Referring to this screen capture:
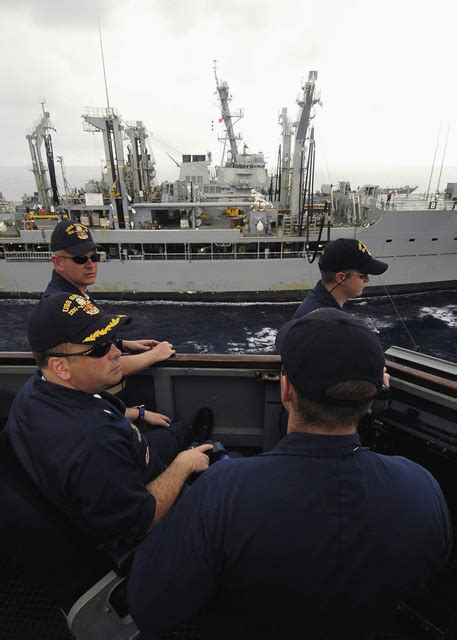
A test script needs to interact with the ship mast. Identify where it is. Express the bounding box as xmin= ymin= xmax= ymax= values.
xmin=125 ymin=121 xmax=156 ymax=201
xmin=56 ymin=155 xmax=72 ymax=204
xmin=278 ymin=107 xmax=293 ymax=207
xmin=214 ymin=61 xmax=241 ymax=166
xmin=289 ymin=71 xmax=319 ymax=216
xmin=26 ymin=100 xmax=59 ymax=211
xmin=83 ymin=108 xmax=130 ymax=229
